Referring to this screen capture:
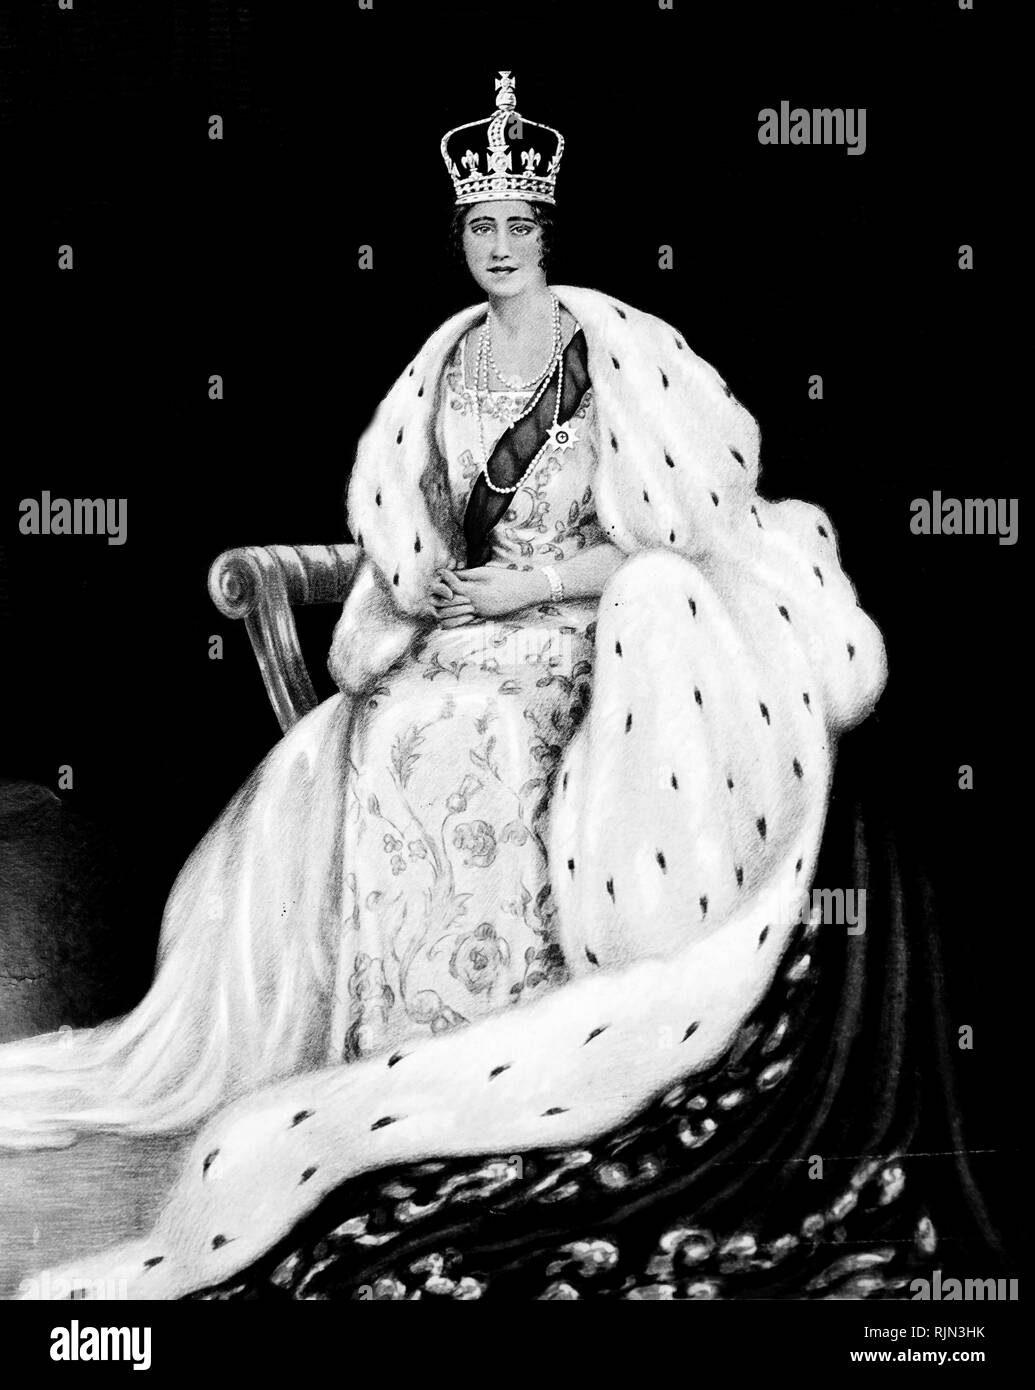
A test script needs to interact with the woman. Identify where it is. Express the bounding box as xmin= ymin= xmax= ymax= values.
xmin=0 ymin=74 xmax=898 ymax=1299
xmin=328 ymin=198 xmax=615 ymax=1059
